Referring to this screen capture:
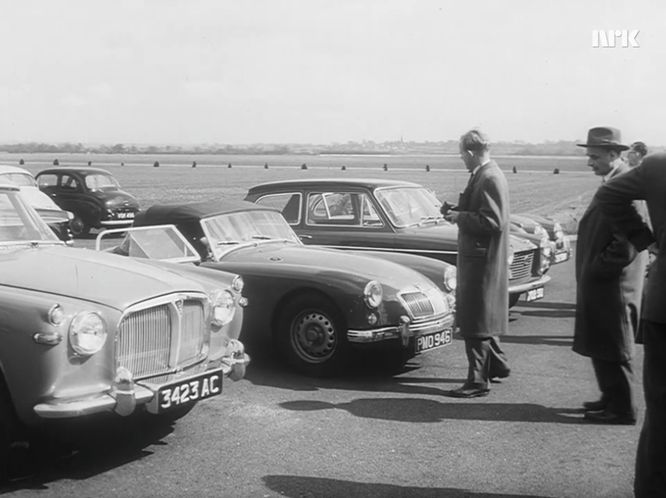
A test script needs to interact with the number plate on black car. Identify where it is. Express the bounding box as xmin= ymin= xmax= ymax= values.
xmin=525 ymin=287 xmax=545 ymax=302
xmin=416 ymin=329 xmax=453 ymax=353
xmin=150 ymin=369 xmax=223 ymax=413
